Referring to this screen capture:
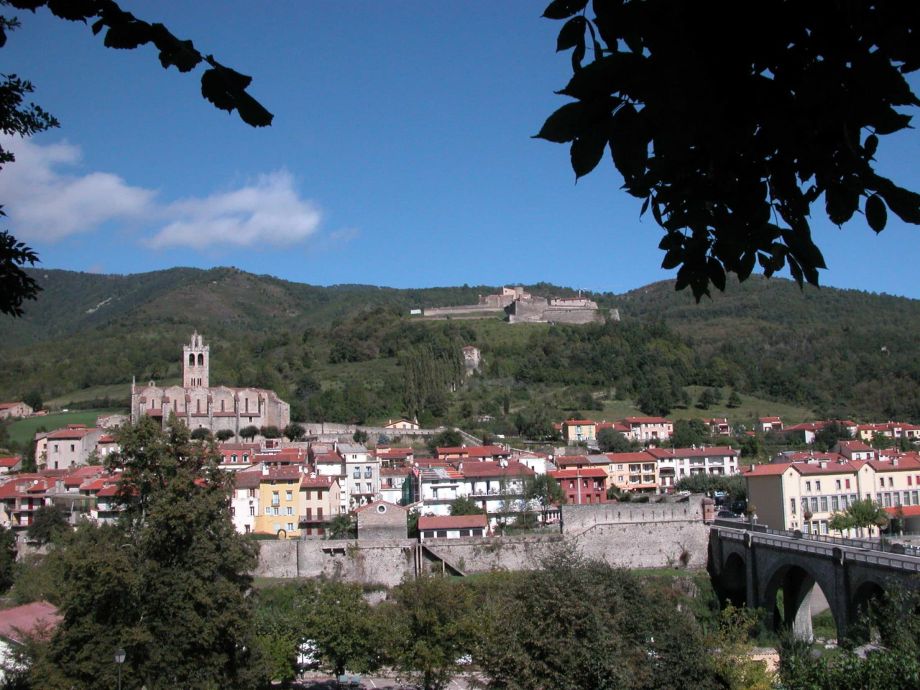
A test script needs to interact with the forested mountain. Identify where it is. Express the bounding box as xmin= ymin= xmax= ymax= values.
xmin=0 ymin=267 xmax=917 ymax=426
